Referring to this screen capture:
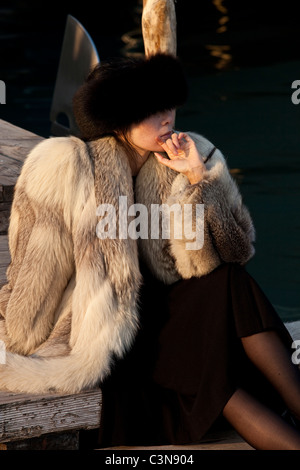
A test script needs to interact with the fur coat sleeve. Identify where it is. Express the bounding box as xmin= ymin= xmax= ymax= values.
xmin=0 ymin=136 xmax=141 ymax=394
xmin=135 ymin=131 xmax=255 ymax=283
